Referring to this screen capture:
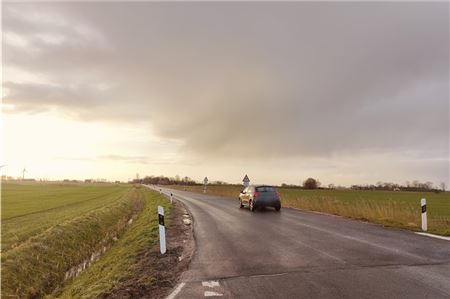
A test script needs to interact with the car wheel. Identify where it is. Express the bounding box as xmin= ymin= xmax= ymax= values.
xmin=249 ymin=200 xmax=255 ymax=212
xmin=239 ymin=199 xmax=244 ymax=208
xmin=275 ymin=205 xmax=281 ymax=212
